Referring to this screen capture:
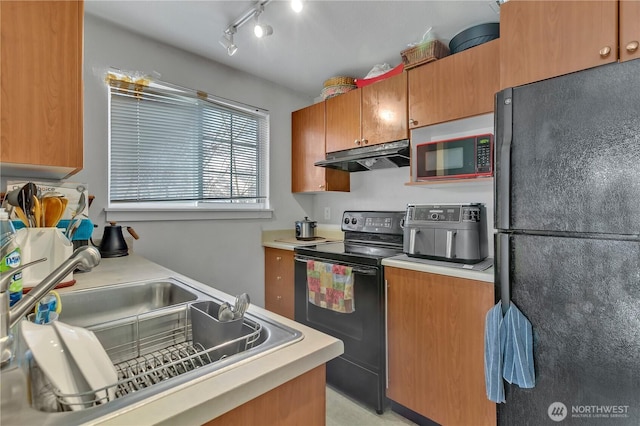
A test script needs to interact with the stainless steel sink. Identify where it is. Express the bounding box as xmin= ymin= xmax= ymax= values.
xmin=58 ymin=279 xmax=198 ymax=327
xmin=2 ymin=277 xmax=303 ymax=425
